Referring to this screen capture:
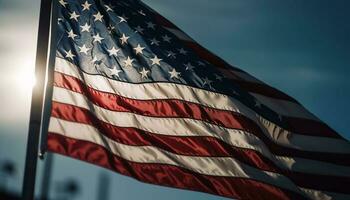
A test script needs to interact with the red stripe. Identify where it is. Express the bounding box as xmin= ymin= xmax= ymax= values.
xmin=51 ymin=102 xmax=350 ymax=194
xmin=51 ymin=101 xmax=279 ymax=173
xmin=54 ymin=71 xmax=342 ymax=139
xmin=53 ymin=72 xmax=350 ymax=166
xmin=48 ymin=133 xmax=308 ymax=200
xmin=54 ymin=72 xmax=261 ymax=133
